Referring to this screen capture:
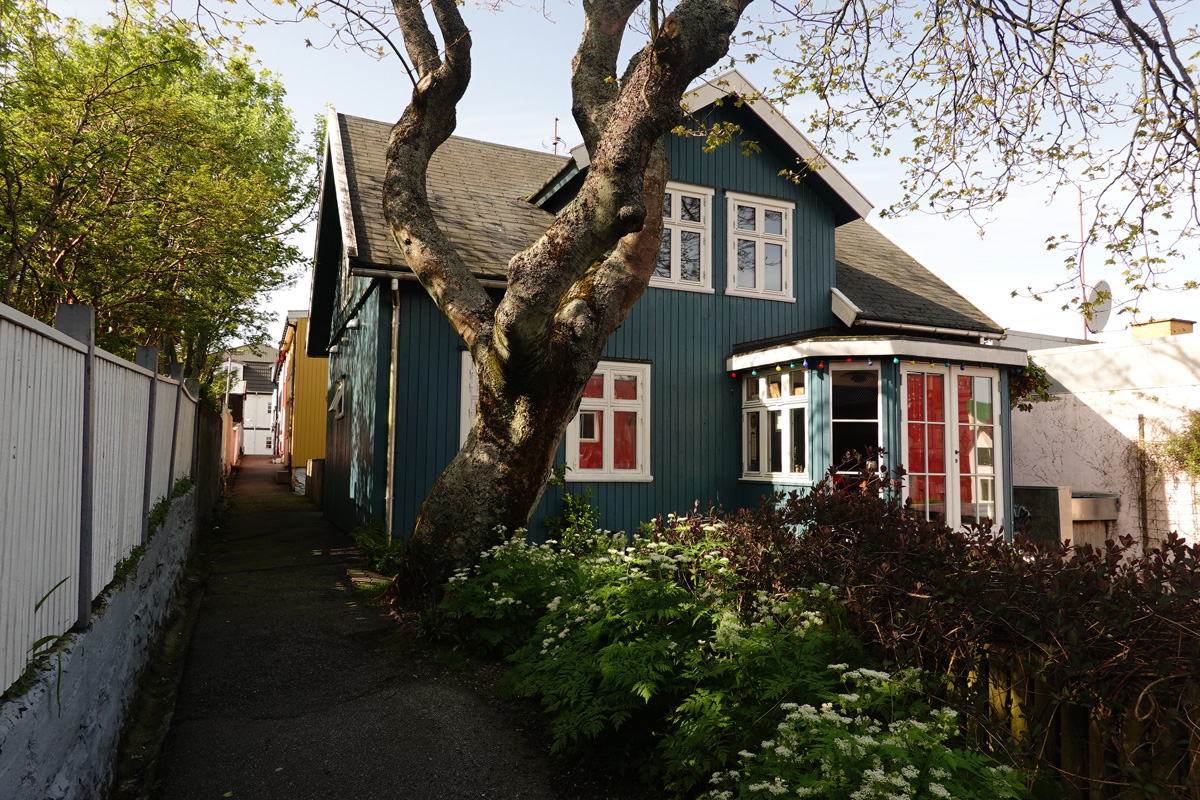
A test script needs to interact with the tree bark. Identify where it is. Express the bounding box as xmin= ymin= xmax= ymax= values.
xmin=382 ymin=0 xmax=752 ymax=598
